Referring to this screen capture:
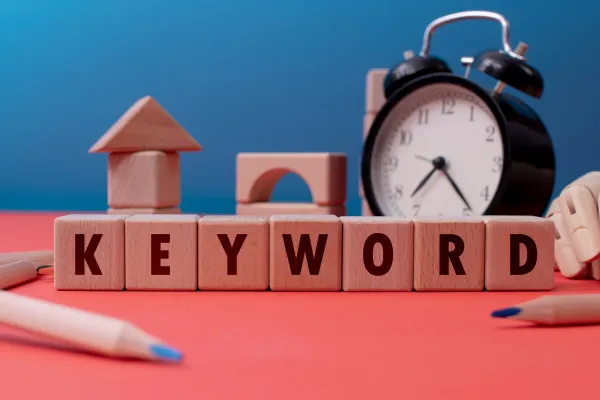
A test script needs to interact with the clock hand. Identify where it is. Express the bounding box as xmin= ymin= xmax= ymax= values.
xmin=410 ymin=156 xmax=446 ymax=197
xmin=414 ymin=154 xmax=433 ymax=163
xmin=439 ymin=168 xmax=472 ymax=211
